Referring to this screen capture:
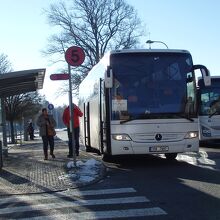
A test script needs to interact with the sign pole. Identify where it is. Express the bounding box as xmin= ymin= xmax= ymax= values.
xmin=68 ymin=64 xmax=76 ymax=166
xmin=65 ymin=46 xmax=85 ymax=167
xmin=51 ymin=46 xmax=85 ymax=167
